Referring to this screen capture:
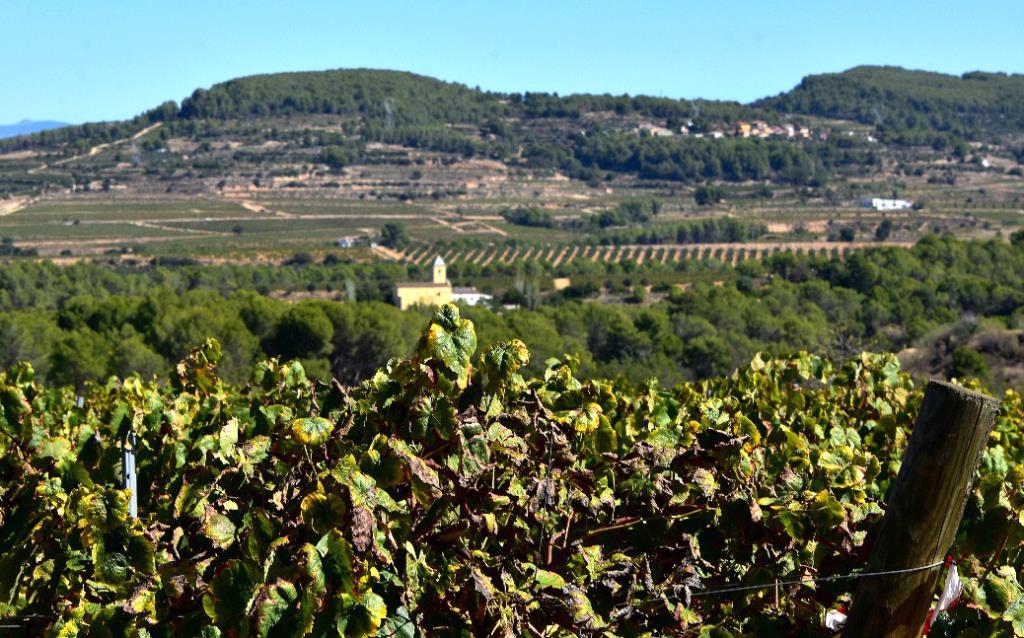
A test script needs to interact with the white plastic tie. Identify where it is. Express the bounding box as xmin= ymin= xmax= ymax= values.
xmin=923 ymin=558 xmax=962 ymax=635
xmin=824 ymin=608 xmax=847 ymax=631
xmin=826 ymin=557 xmax=961 ymax=635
